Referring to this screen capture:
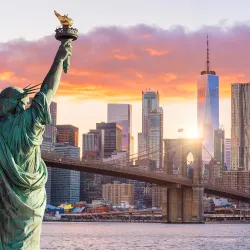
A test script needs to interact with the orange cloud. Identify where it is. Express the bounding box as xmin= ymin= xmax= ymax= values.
xmin=0 ymin=72 xmax=14 ymax=80
xmin=144 ymin=48 xmax=168 ymax=56
xmin=114 ymin=54 xmax=136 ymax=60
xmin=136 ymin=72 xmax=143 ymax=79
xmin=1 ymin=23 xmax=250 ymax=102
